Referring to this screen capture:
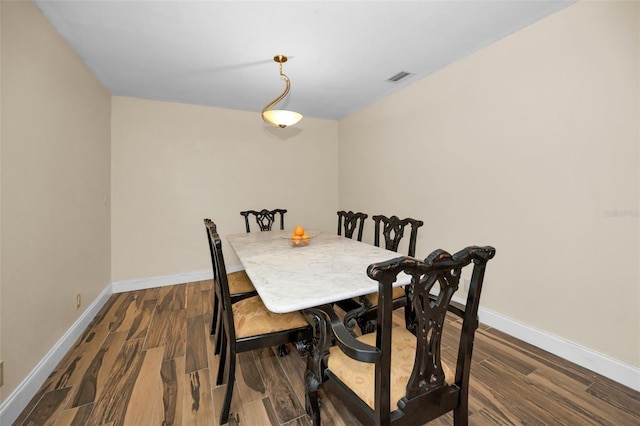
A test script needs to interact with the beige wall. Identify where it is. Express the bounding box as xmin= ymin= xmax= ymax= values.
xmin=0 ymin=0 xmax=111 ymax=399
xmin=111 ymin=97 xmax=339 ymax=281
xmin=339 ymin=1 xmax=639 ymax=367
